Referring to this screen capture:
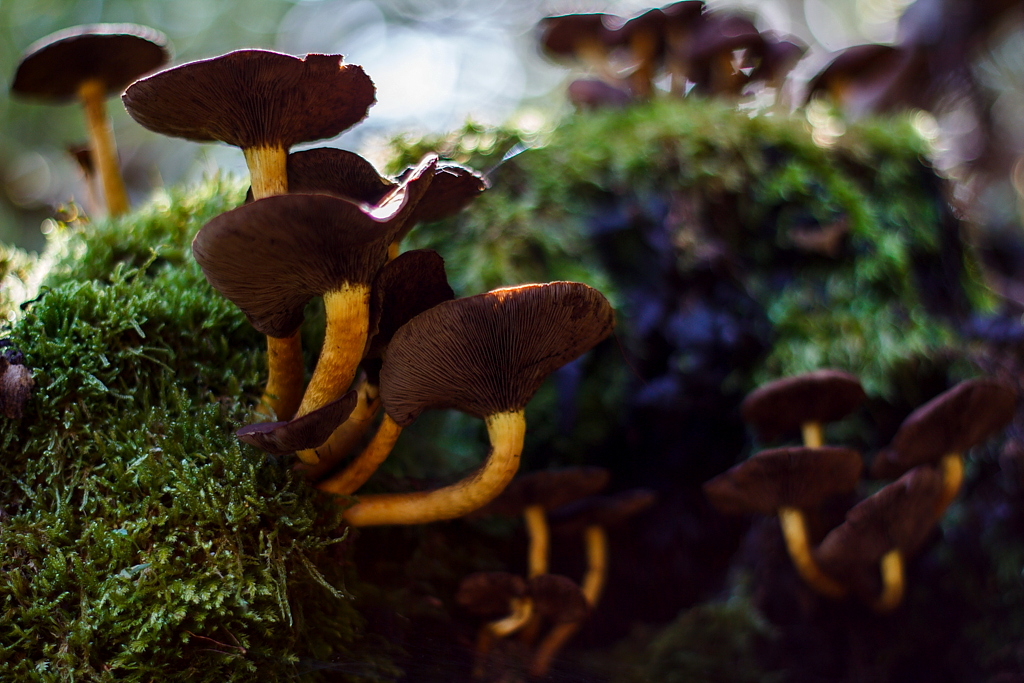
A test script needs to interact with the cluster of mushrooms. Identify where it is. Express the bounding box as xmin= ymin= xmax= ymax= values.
xmin=458 ymin=467 xmax=655 ymax=679
xmin=703 ymin=369 xmax=1017 ymax=612
xmin=10 ymin=24 xmax=617 ymax=532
